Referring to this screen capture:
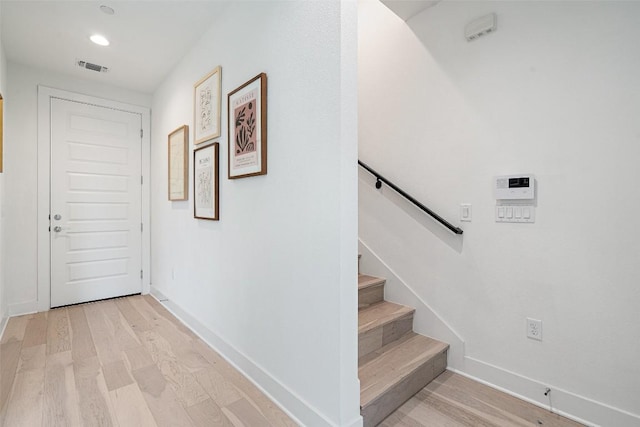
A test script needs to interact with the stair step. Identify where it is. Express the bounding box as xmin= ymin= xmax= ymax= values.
xmin=358 ymin=275 xmax=385 ymax=310
xmin=358 ymin=301 xmax=414 ymax=359
xmin=358 ymin=274 xmax=385 ymax=290
xmin=359 ymin=332 xmax=449 ymax=427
